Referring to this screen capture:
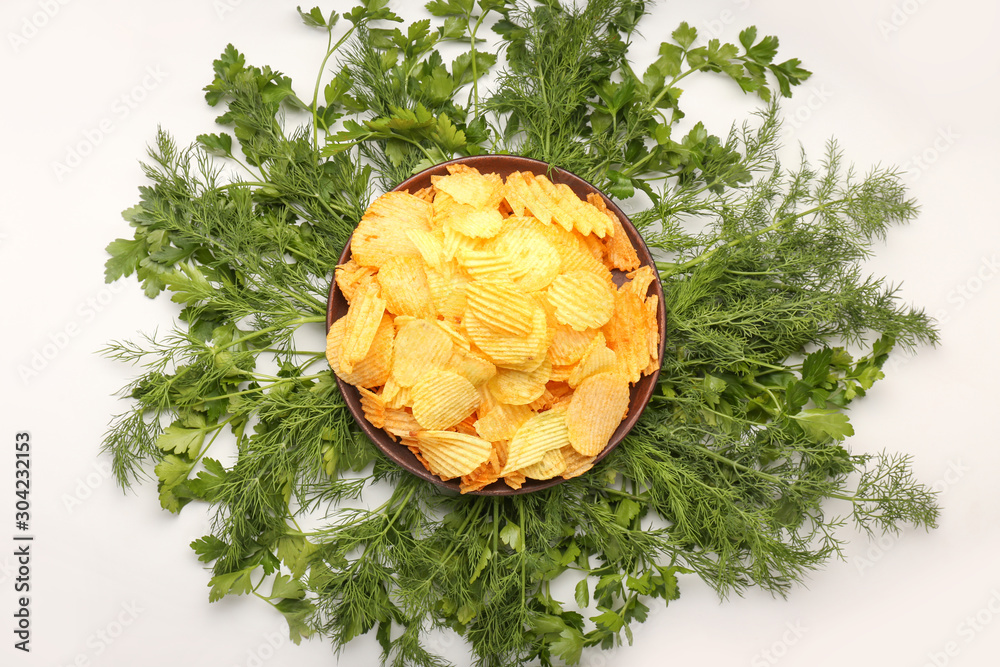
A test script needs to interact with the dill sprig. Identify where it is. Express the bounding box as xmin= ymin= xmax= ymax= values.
xmin=101 ymin=2 xmax=939 ymax=665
